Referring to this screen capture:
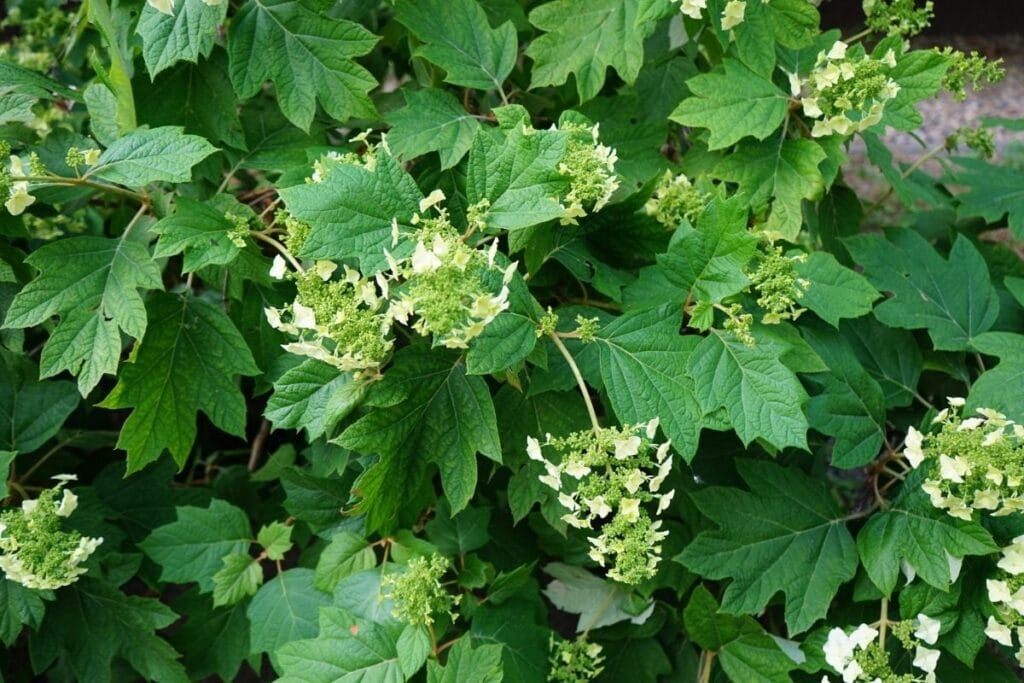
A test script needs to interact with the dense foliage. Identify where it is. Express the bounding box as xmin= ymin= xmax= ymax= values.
xmin=0 ymin=0 xmax=1022 ymax=680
